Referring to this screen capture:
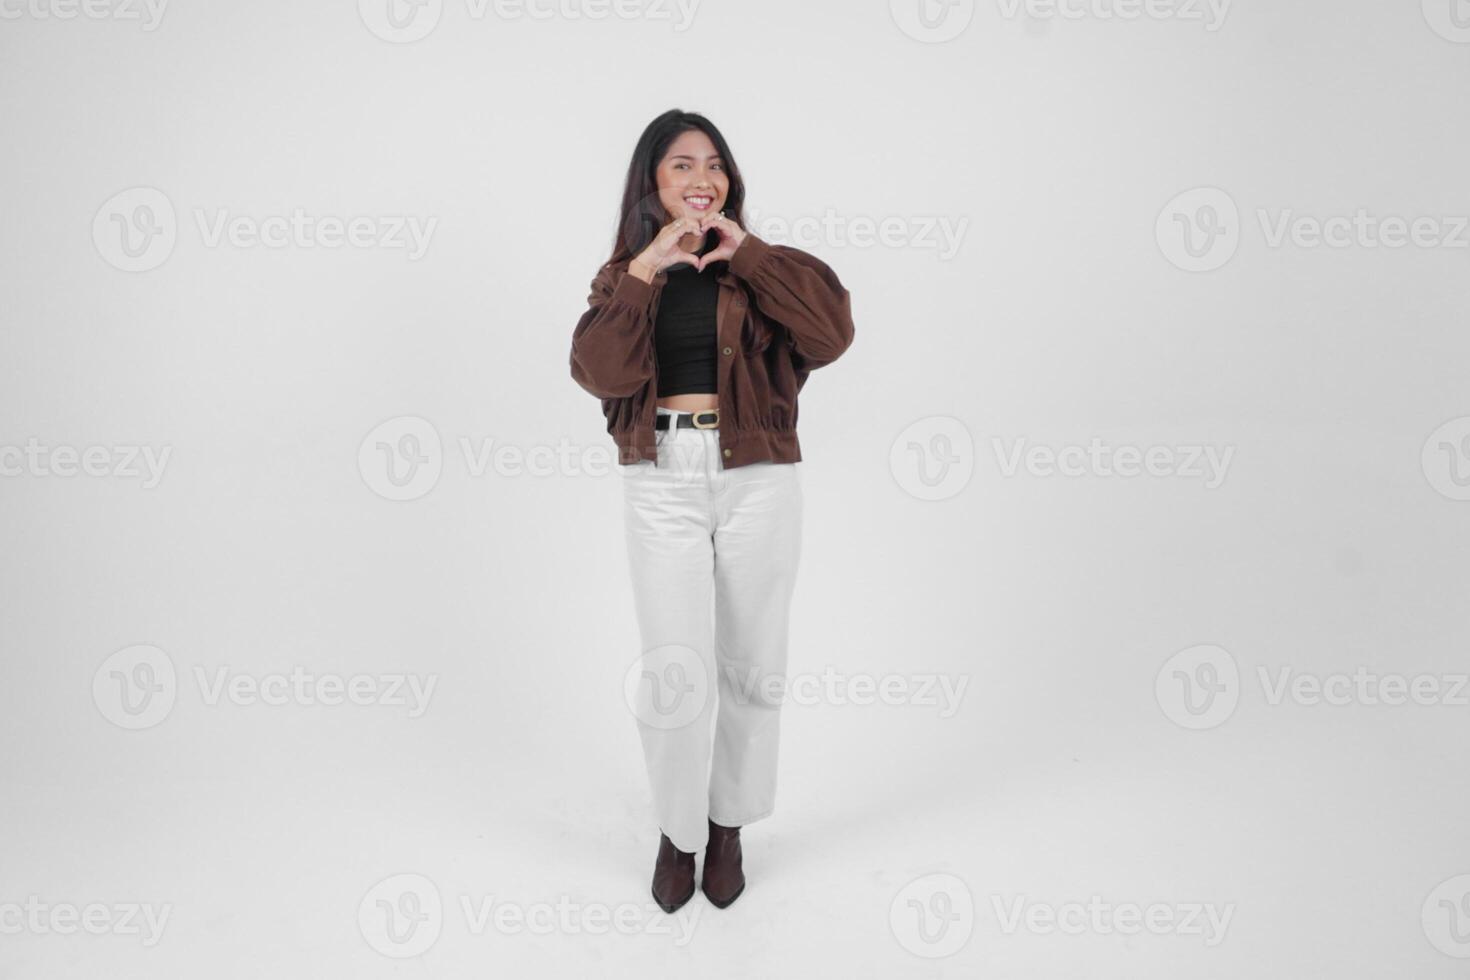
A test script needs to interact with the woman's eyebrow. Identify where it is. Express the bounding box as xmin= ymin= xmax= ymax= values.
xmin=668 ymin=154 xmax=724 ymax=162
